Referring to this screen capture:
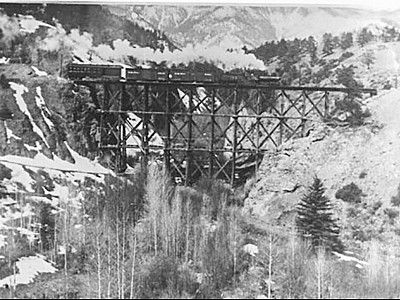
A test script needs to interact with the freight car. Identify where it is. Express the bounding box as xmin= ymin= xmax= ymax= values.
xmin=67 ymin=63 xmax=280 ymax=85
xmin=168 ymin=69 xmax=215 ymax=82
xmin=67 ymin=64 xmax=122 ymax=80
xmin=126 ymin=68 xmax=169 ymax=81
